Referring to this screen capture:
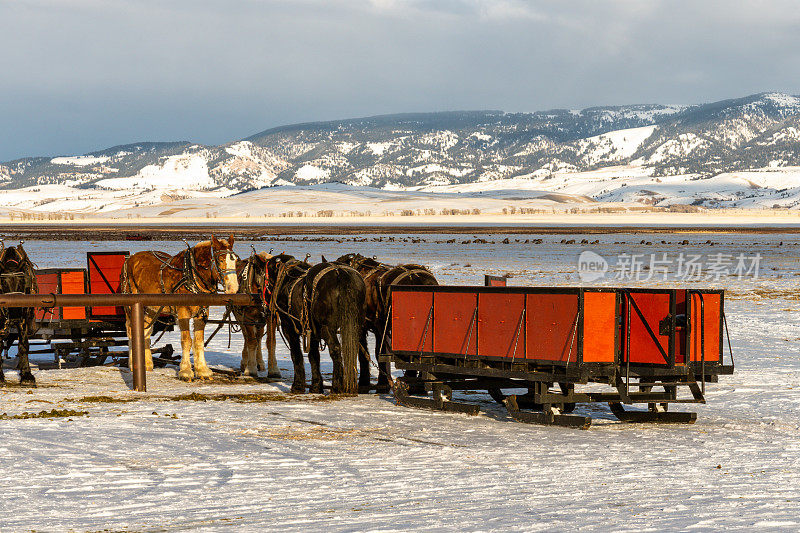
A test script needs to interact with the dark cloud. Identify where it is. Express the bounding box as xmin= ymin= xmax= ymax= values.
xmin=1 ymin=0 xmax=799 ymax=160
